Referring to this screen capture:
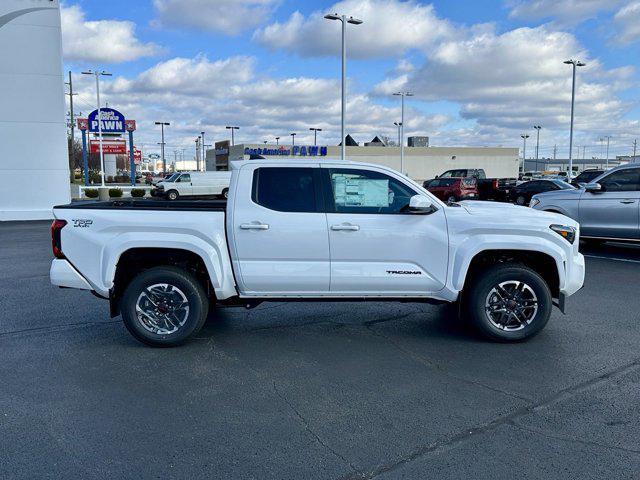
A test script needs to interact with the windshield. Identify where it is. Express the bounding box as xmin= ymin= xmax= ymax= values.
xmin=440 ymin=169 xmax=468 ymax=178
xmin=162 ymin=173 xmax=179 ymax=182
